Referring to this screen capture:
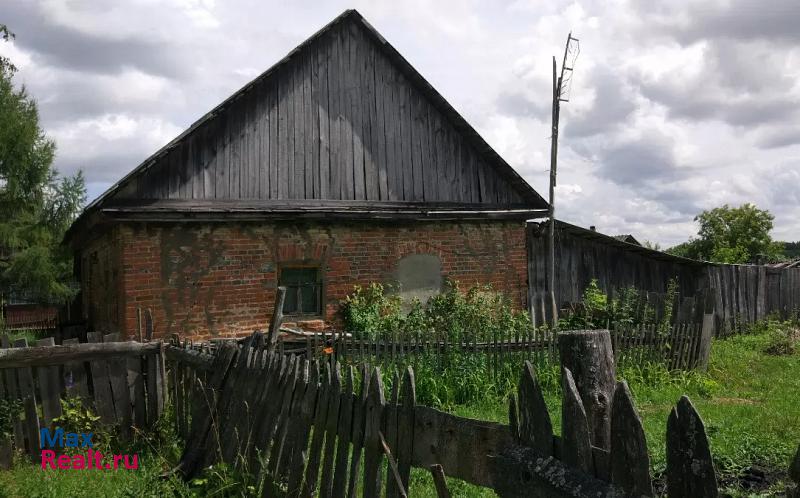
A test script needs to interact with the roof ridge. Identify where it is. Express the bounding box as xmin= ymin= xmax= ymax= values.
xmin=78 ymin=9 xmax=546 ymax=216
